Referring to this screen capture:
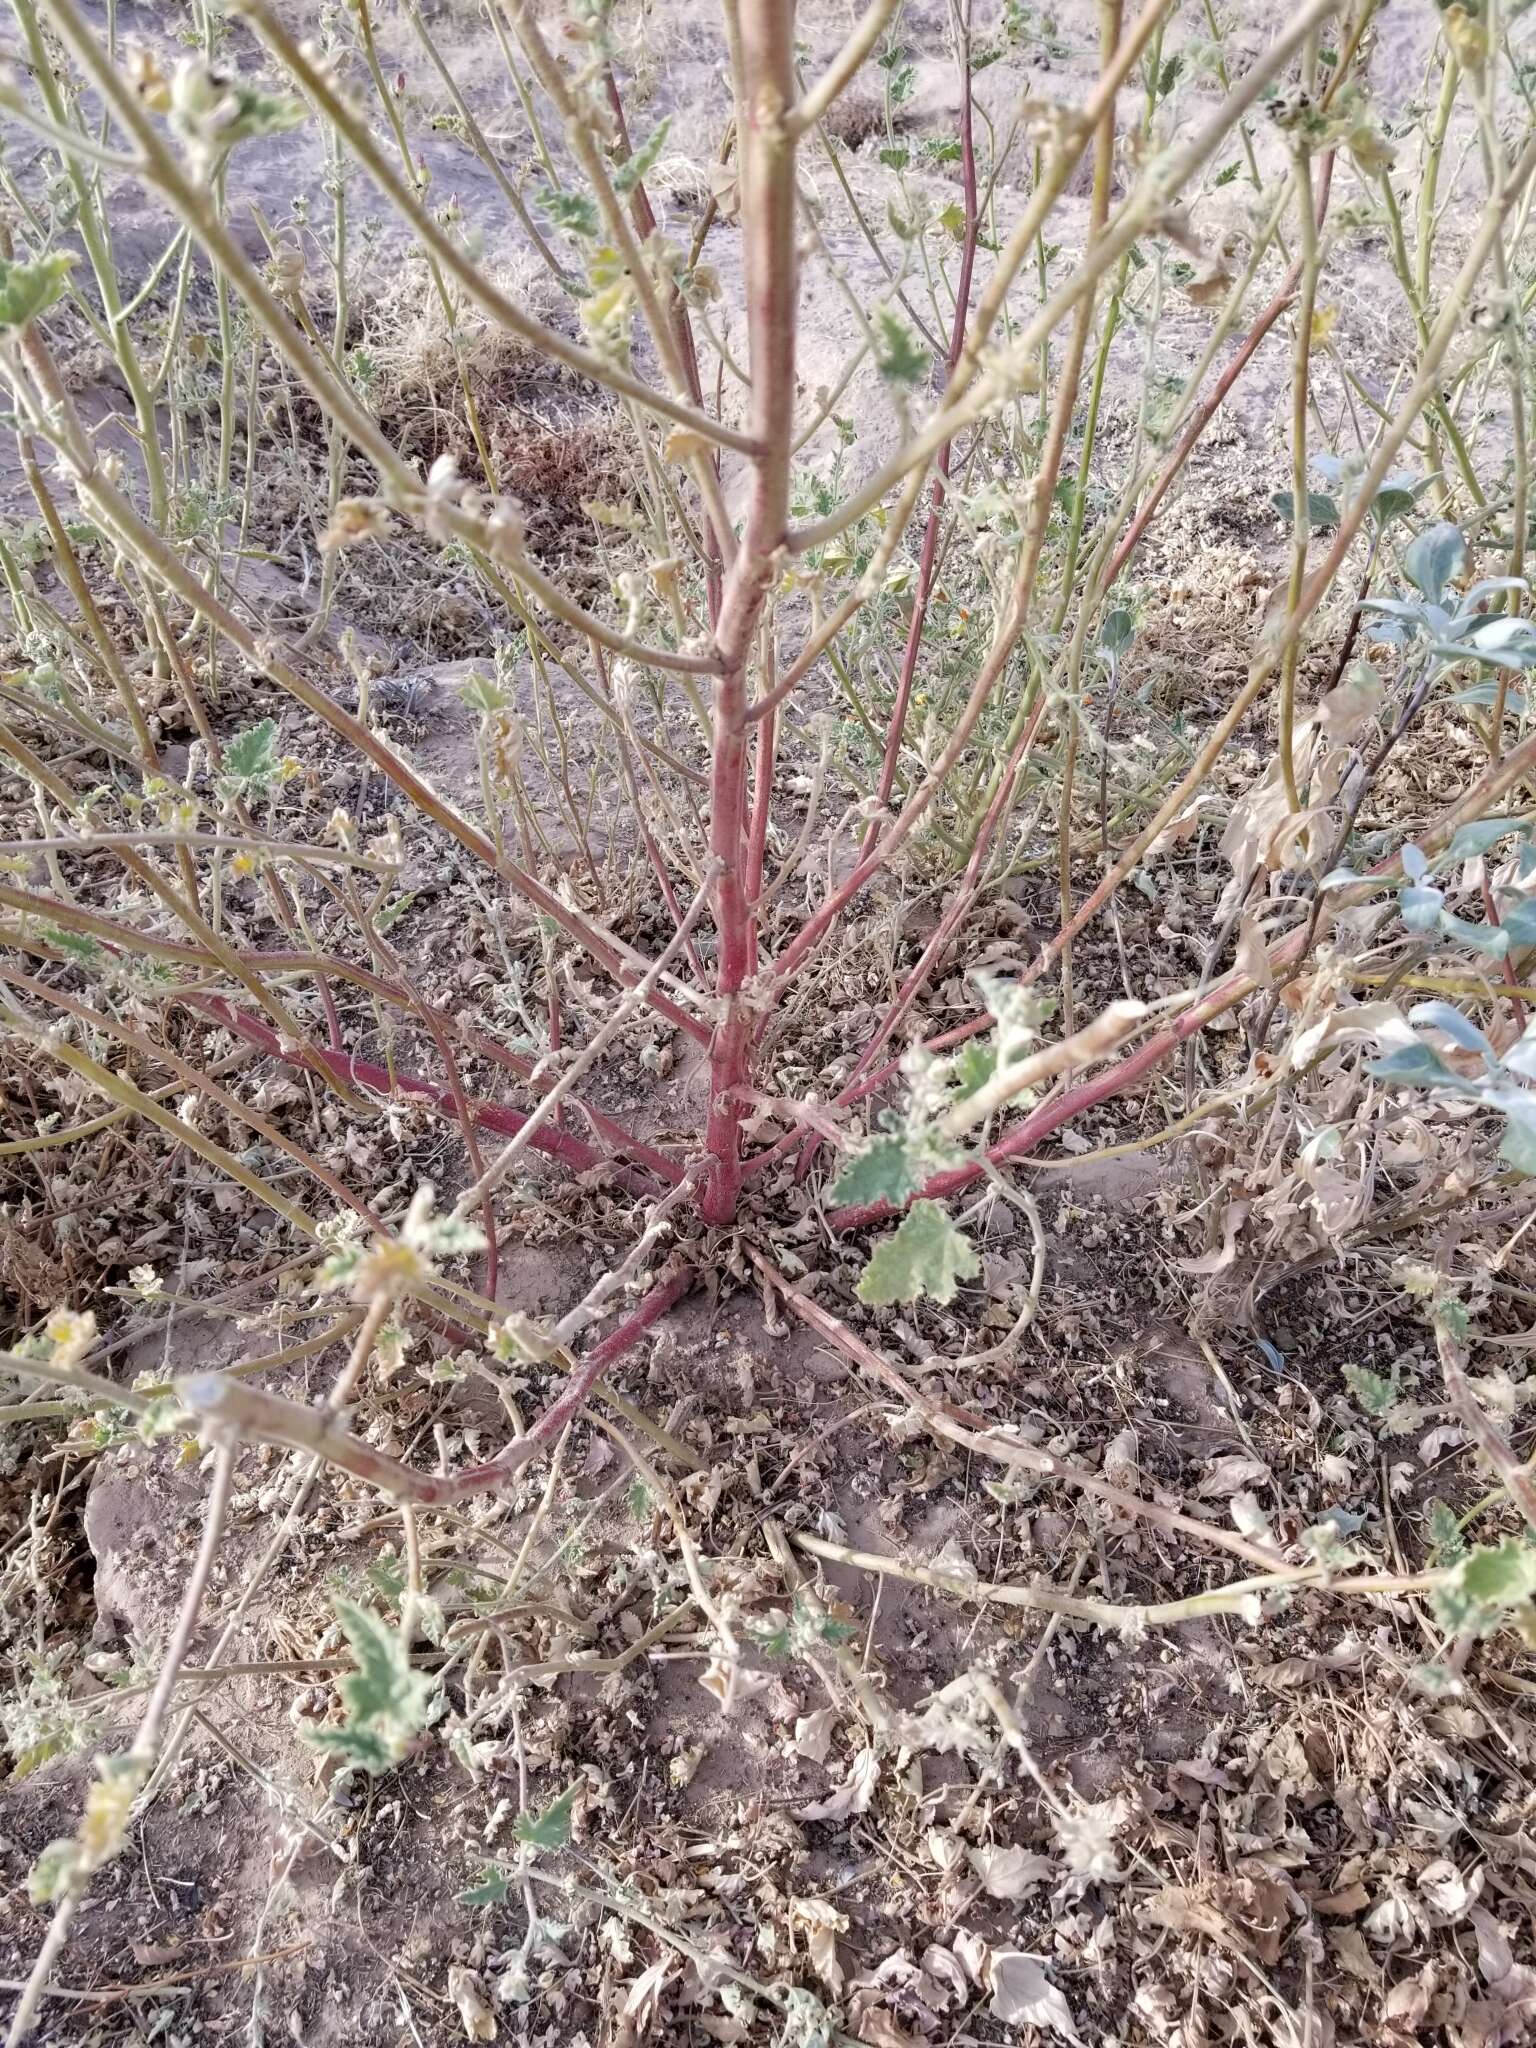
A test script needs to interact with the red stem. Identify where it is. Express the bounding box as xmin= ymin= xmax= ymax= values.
xmin=699 ymin=2 xmax=798 ymax=1227
xmin=190 ymin=994 xmax=677 ymax=1195
xmin=1102 ymin=155 xmax=1334 ymax=592
xmin=863 ymin=17 xmax=979 ymax=858
xmin=794 ymin=688 xmax=1046 ymax=1182
xmin=827 ymin=973 xmax=1251 ymax=1231
xmin=188 ymin=1266 xmax=695 ymax=1504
